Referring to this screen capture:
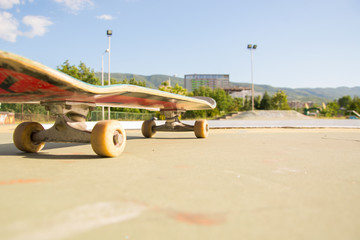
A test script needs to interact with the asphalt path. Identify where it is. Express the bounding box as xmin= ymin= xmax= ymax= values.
xmin=0 ymin=123 xmax=360 ymax=240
